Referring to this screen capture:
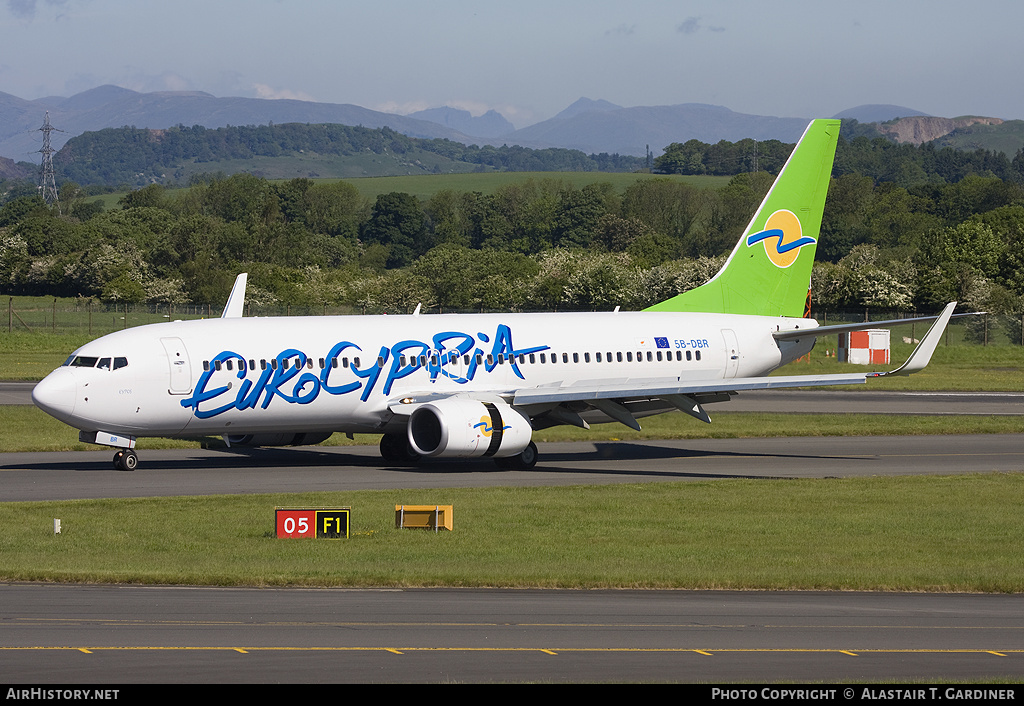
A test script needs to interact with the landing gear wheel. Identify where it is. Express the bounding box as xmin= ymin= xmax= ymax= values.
xmin=379 ymin=434 xmax=421 ymax=465
xmin=494 ymin=442 xmax=538 ymax=470
xmin=113 ymin=449 xmax=138 ymax=471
